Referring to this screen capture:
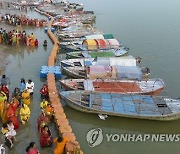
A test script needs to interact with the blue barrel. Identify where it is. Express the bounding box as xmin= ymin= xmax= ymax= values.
xmin=54 ymin=66 xmax=60 ymax=71
xmin=51 ymin=27 xmax=55 ymax=33
xmin=44 ymin=27 xmax=48 ymax=33
xmin=54 ymin=70 xmax=61 ymax=78
xmin=40 ymin=70 xmax=47 ymax=78
xmin=48 ymin=66 xmax=55 ymax=71
xmin=48 ymin=69 xmax=55 ymax=74
xmin=41 ymin=66 xmax=48 ymax=71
